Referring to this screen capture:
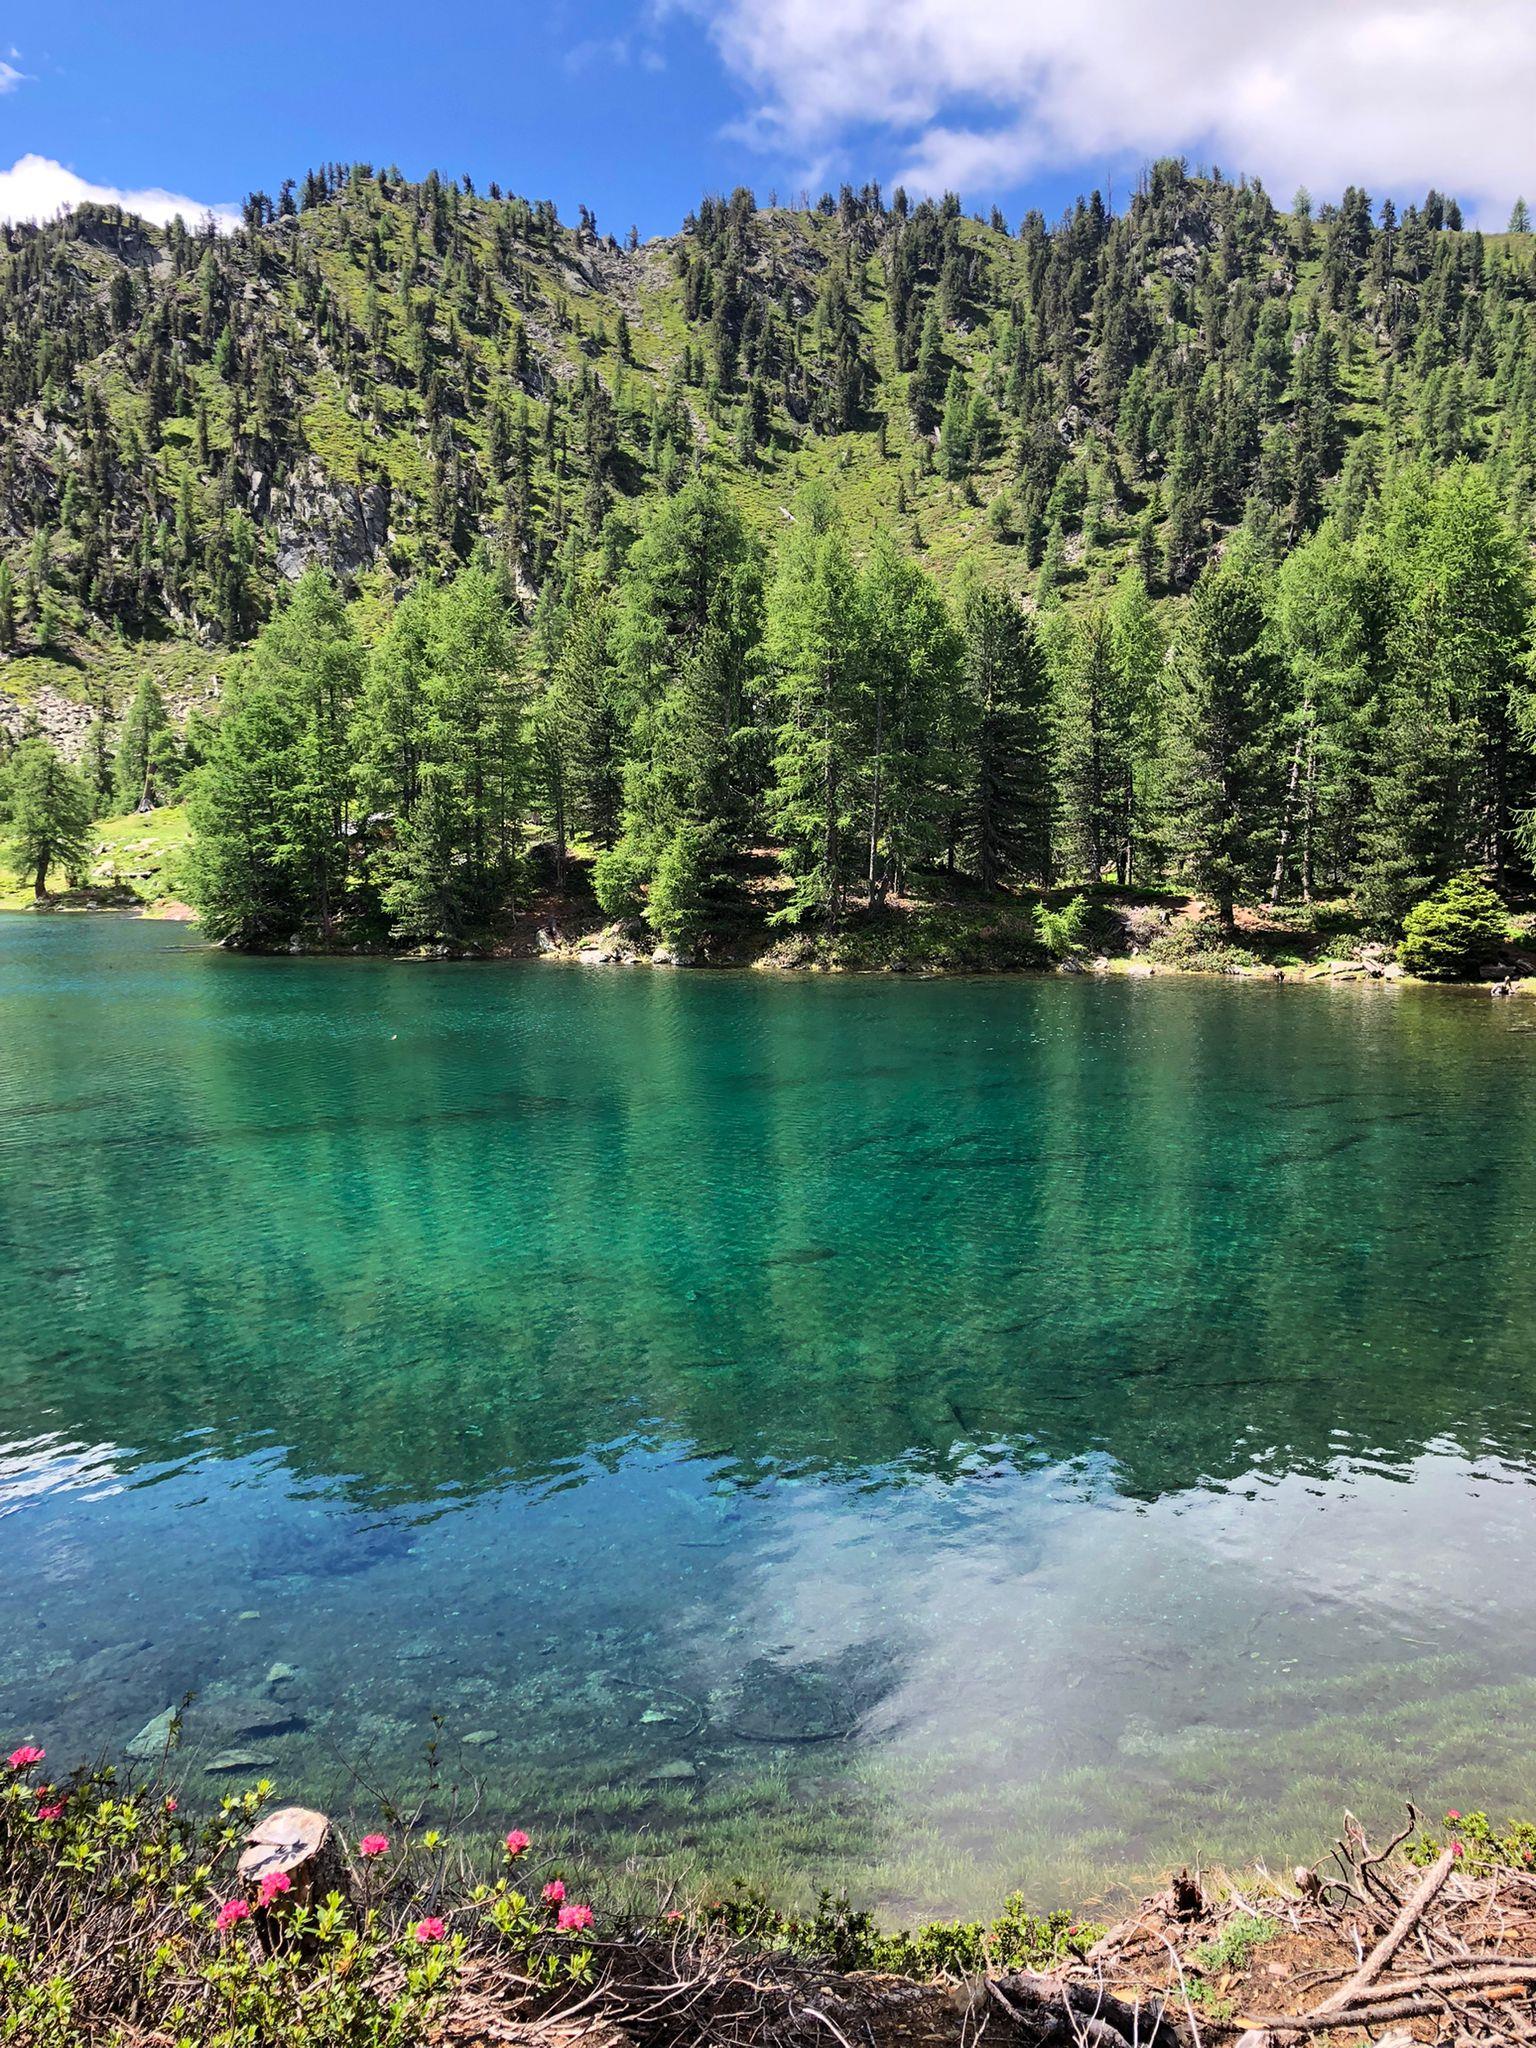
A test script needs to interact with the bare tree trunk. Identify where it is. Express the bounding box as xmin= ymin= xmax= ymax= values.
xmin=824 ymin=706 xmax=840 ymax=935
xmin=1270 ymin=727 xmax=1307 ymax=904
xmin=866 ymin=687 xmax=884 ymax=903
xmin=1301 ymin=728 xmax=1316 ymax=903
